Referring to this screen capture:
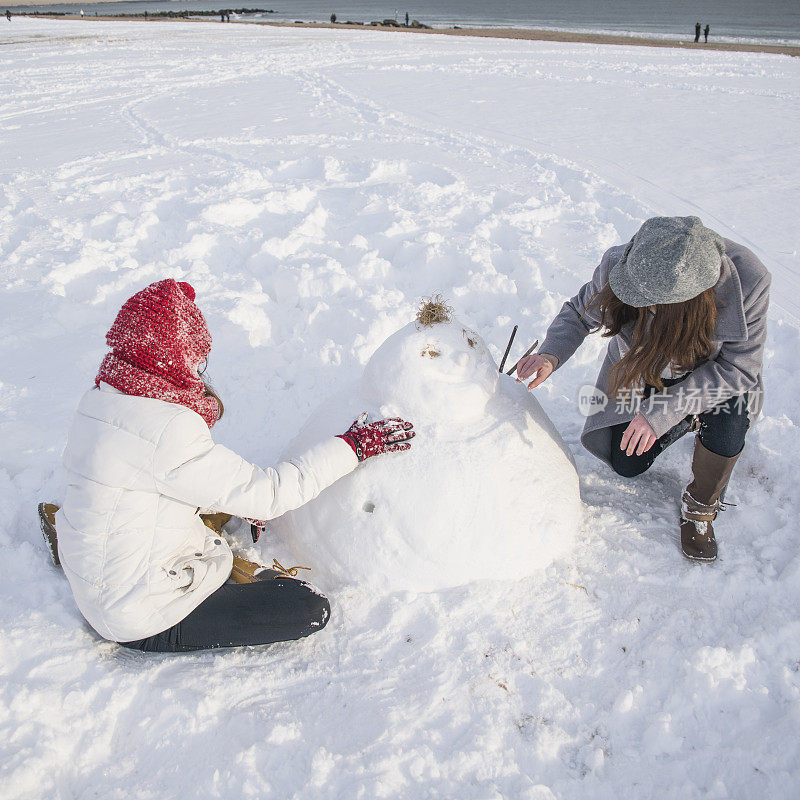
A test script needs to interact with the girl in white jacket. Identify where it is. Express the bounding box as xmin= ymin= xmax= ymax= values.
xmin=48 ymin=279 xmax=414 ymax=652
